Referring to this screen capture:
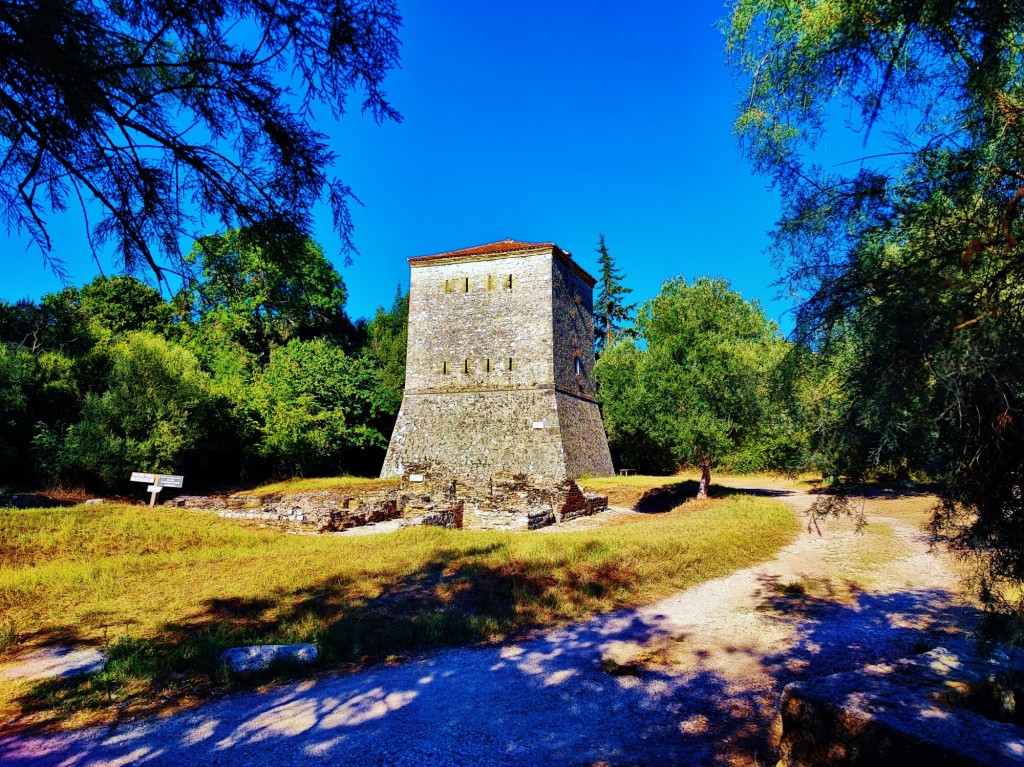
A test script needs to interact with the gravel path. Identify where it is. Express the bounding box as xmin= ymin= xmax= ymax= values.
xmin=0 ymin=481 xmax=978 ymax=766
